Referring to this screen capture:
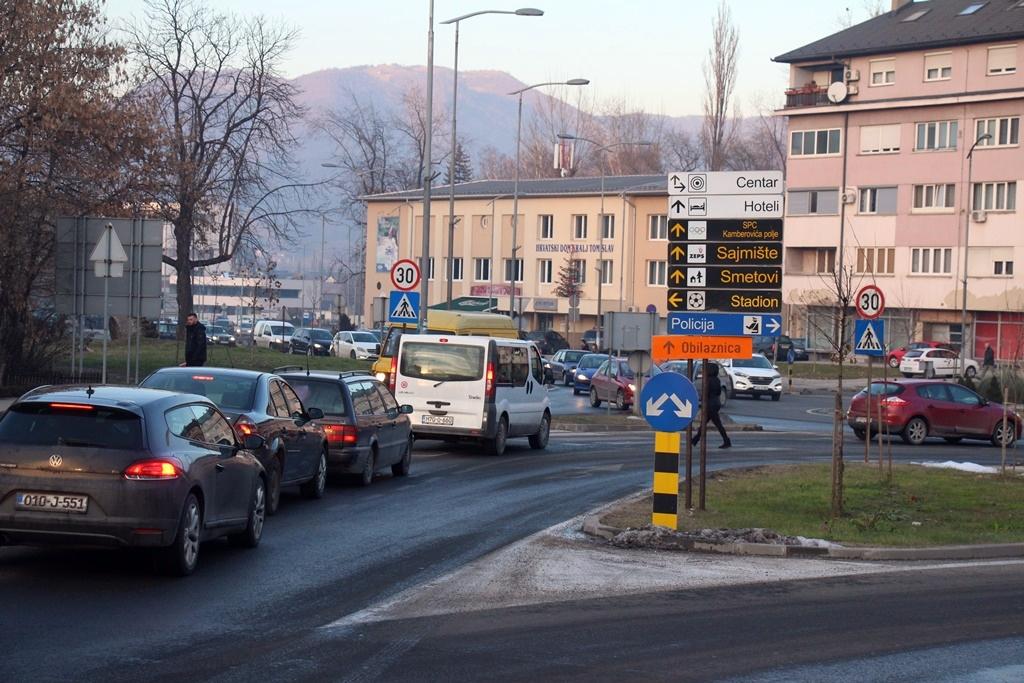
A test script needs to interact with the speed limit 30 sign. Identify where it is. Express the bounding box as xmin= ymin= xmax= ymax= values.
xmin=390 ymin=259 xmax=421 ymax=291
xmin=855 ymin=284 xmax=885 ymax=319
